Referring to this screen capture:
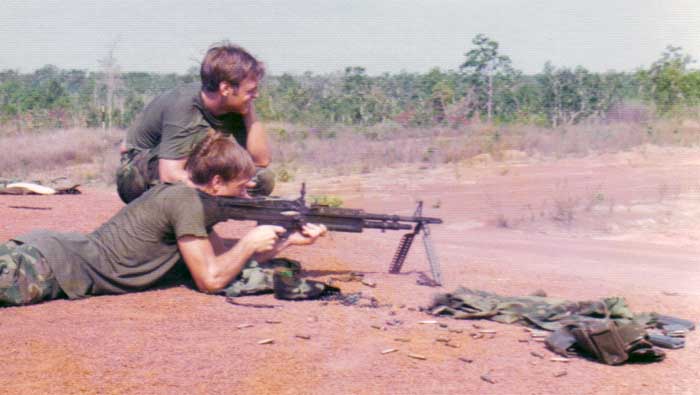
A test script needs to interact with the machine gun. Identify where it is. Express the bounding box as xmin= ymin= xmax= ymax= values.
xmin=200 ymin=183 xmax=444 ymax=285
